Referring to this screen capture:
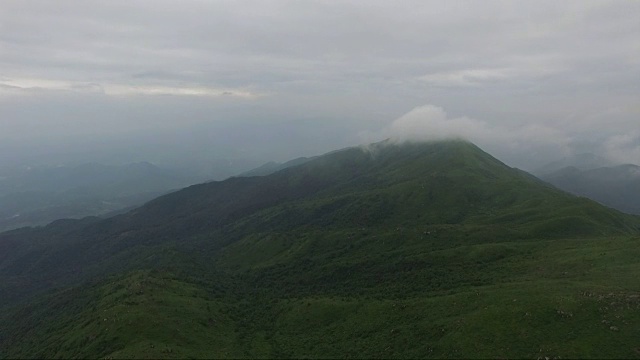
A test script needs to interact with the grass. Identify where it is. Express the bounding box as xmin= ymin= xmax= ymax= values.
xmin=3 ymin=234 xmax=640 ymax=359
xmin=0 ymin=270 xmax=244 ymax=359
